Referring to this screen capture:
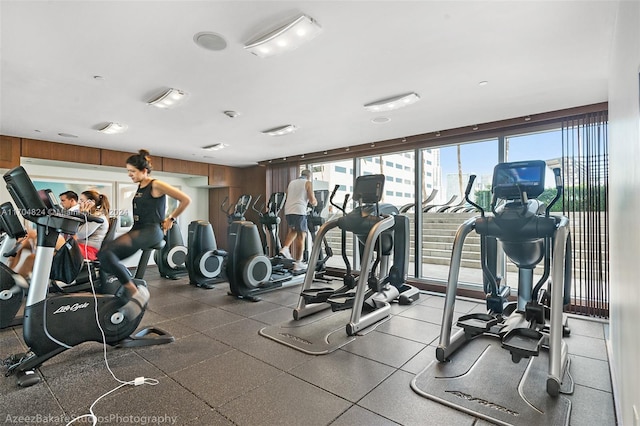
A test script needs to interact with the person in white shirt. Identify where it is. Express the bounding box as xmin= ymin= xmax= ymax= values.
xmin=59 ymin=190 xmax=79 ymax=212
xmin=280 ymin=170 xmax=317 ymax=271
